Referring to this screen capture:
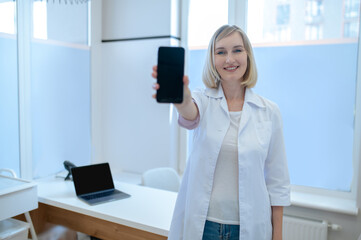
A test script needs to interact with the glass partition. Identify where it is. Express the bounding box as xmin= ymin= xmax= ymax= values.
xmin=31 ymin=0 xmax=91 ymax=178
xmin=0 ymin=0 xmax=20 ymax=176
